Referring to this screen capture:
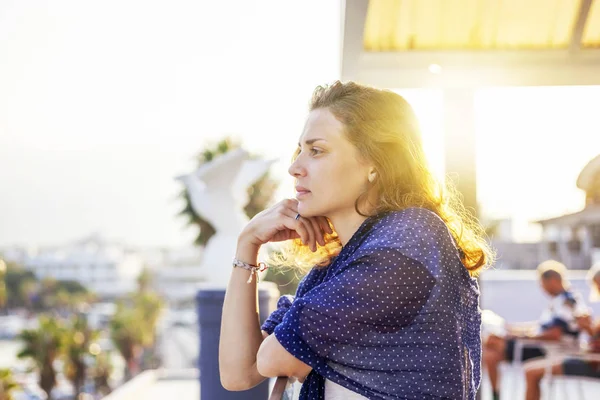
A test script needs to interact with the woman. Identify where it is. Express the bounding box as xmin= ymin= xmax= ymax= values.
xmin=219 ymin=81 xmax=494 ymax=399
